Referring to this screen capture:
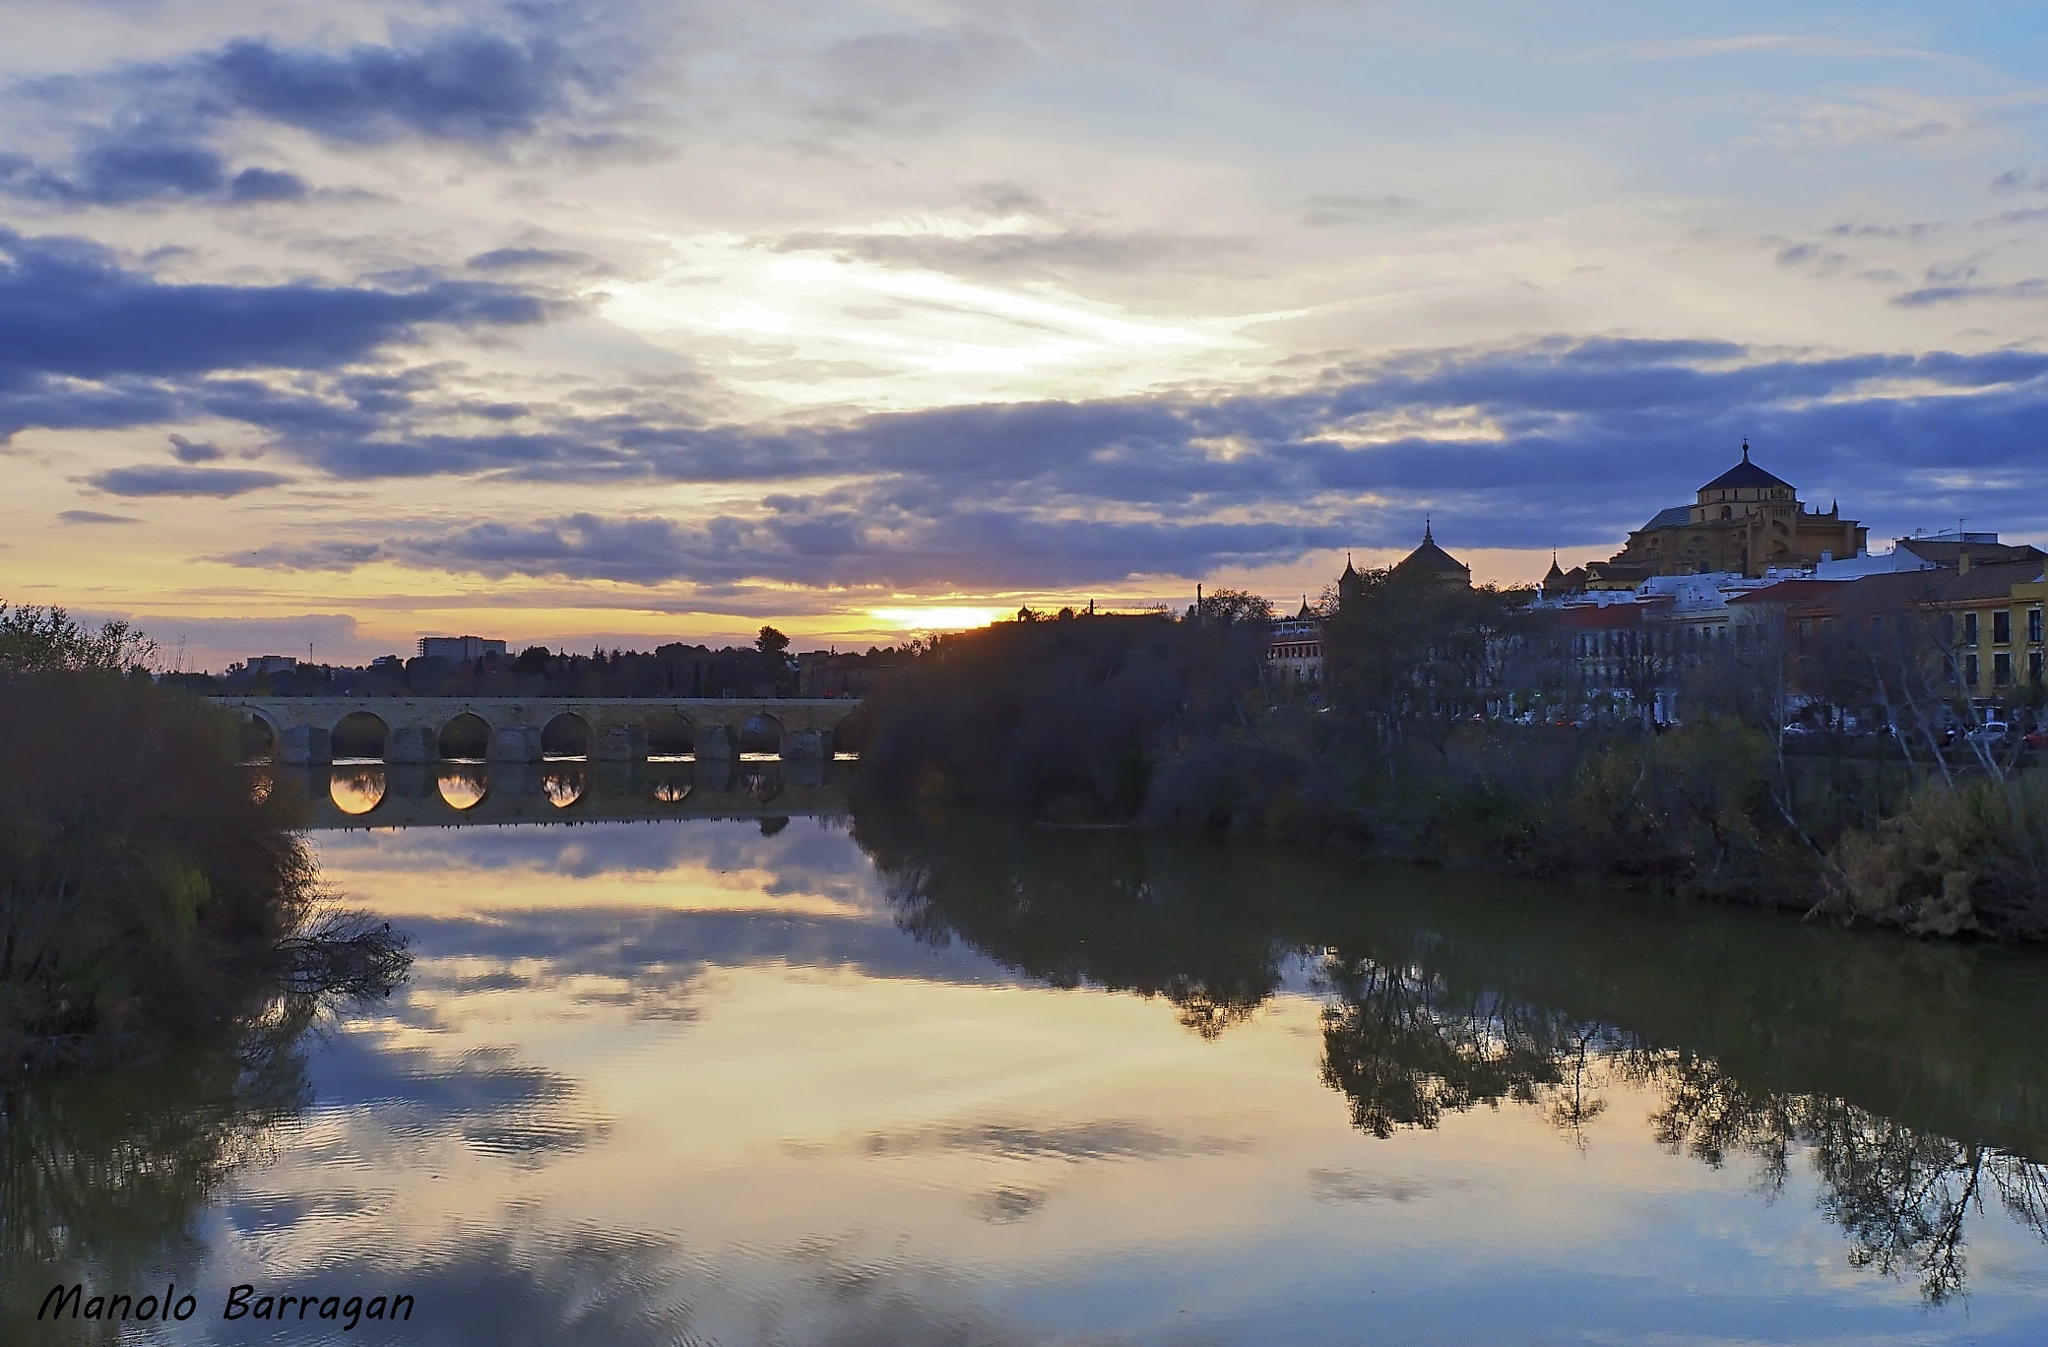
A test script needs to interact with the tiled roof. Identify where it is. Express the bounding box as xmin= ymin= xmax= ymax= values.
xmin=1641 ymin=505 xmax=1691 ymax=530
xmin=1789 ymin=561 xmax=2044 ymax=615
